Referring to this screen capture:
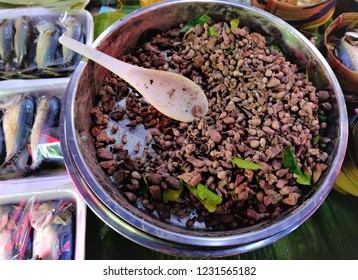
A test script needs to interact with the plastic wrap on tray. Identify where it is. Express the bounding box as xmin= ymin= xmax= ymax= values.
xmin=32 ymin=200 xmax=75 ymax=260
xmin=0 ymin=199 xmax=74 ymax=260
xmin=0 ymin=0 xmax=90 ymax=10
xmin=0 ymin=79 xmax=67 ymax=179
xmin=0 ymin=172 xmax=86 ymax=260
xmin=0 ymin=7 xmax=93 ymax=80
xmin=0 ymin=201 xmax=32 ymax=260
